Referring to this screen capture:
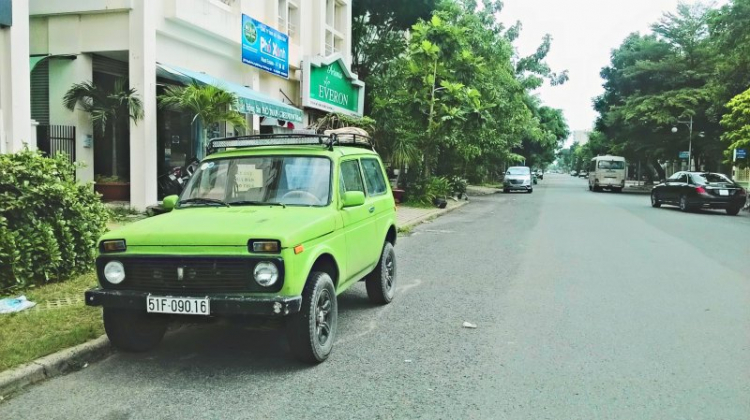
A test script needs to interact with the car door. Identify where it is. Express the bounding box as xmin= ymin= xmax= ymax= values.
xmin=360 ymin=156 xmax=394 ymax=262
xmin=664 ymin=172 xmax=687 ymax=203
xmin=338 ymin=159 xmax=376 ymax=281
